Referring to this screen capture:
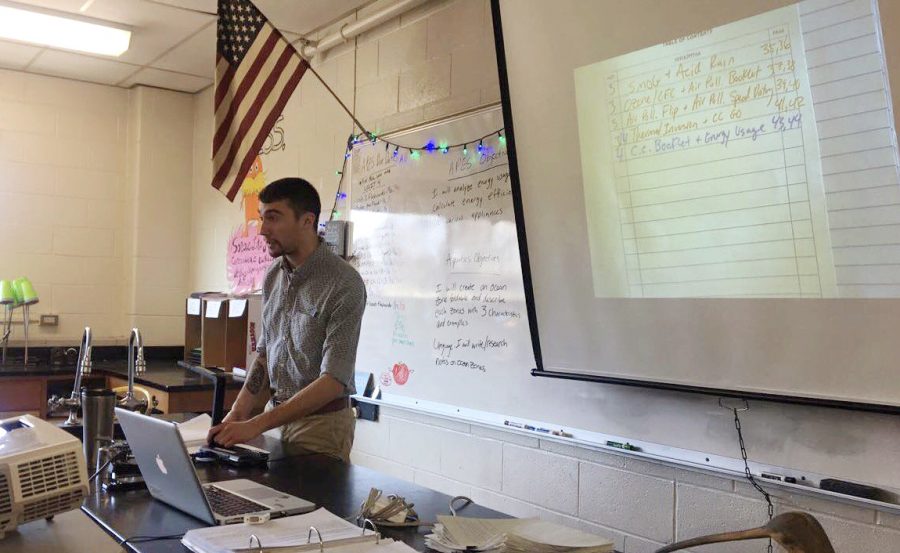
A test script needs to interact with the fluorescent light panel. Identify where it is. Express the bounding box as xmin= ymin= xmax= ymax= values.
xmin=0 ymin=1 xmax=131 ymax=57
